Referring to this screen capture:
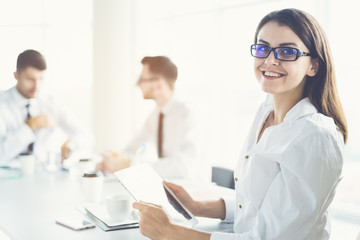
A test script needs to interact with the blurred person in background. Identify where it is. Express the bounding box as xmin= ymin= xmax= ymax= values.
xmin=96 ymin=56 xmax=201 ymax=179
xmin=0 ymin=49 xmax=94 ymax=167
